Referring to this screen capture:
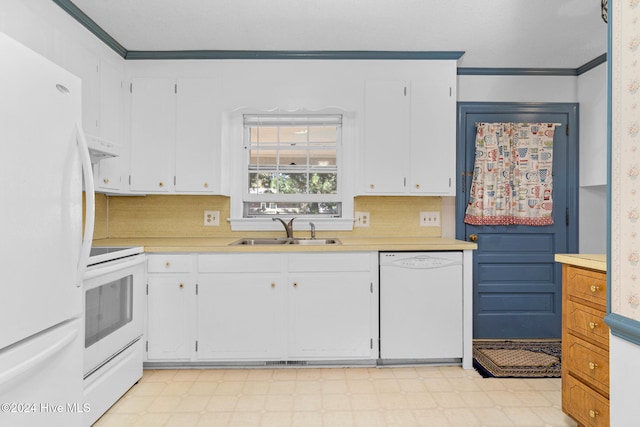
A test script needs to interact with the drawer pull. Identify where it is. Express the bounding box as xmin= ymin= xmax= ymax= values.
xmin=589 ymin=361 xmax=599 ymax=370
xmin=589 ymin=409 xmax=599 ymax=418
xmin=165 ymin=261 xmax=171 ymax=268
xmin=271 ymin=282 xmax=276 ymax=288
xmin=293 ymin=282 xmax=298 ymax=288
xmin=589 ymin=321 xmax=599 ymax=329
xmin=179 ymin=283 xmax=184 ymax=289
xmin=590 ymin=285 xmax=601 ymax=293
